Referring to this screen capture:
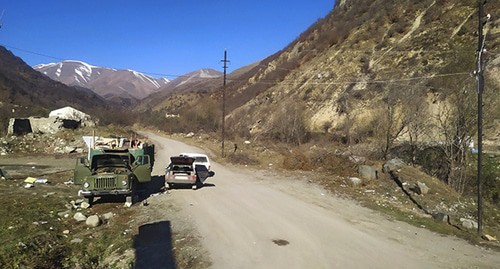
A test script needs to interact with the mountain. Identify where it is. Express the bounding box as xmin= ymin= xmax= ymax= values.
xmin=223 ymin=0 xmax=500 ymax=139
xmin=139 ymin=0 xmax=500 ymax=146
xmin=0 ymin=46 xmax=109 ymax=135
xmin=34 ymin=60 xmax=169 ymax=104
xmin=158 ymin=69 xmax=222 ymax=94
xmin=135 ymin=68 xmax=223 ymax=113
